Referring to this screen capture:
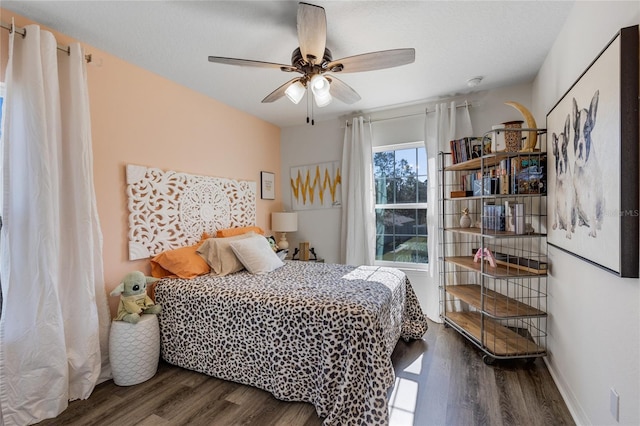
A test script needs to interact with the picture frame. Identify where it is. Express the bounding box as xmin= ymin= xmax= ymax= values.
xmin=260 ymin=171 xmax=275 ymax=200
xmin=290 ymin=161 xmax=342 ymax=210
xmin=546 ymin=25 xmax=638 ymax=278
